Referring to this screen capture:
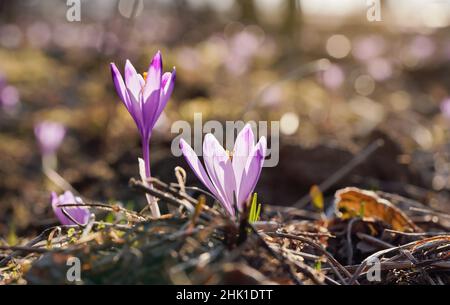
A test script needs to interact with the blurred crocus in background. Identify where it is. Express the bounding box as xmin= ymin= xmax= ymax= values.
xmin=408 ymin=35 xmax=435 ymax=62
xmin=0 ymin=72 xmax=21 ymax=115
xmin=179 ymin=124 xmax=266 ymax=218
xmin=34 ymin=121 xmax=76 ymax=193
xmin=320 ymin=64 xmax=344 ymax=90
xmin=51 ymin=191 xmax=90 ymax=226
xmin=440 ymin=97 xmax=450 ymax=120
xmin=352 ymin=35 xmax=386 ymax=62
xmin=110 ymin=51 xmax=176 ymax=217
xmin=34 ymin=121 xmax=66 ymax=167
